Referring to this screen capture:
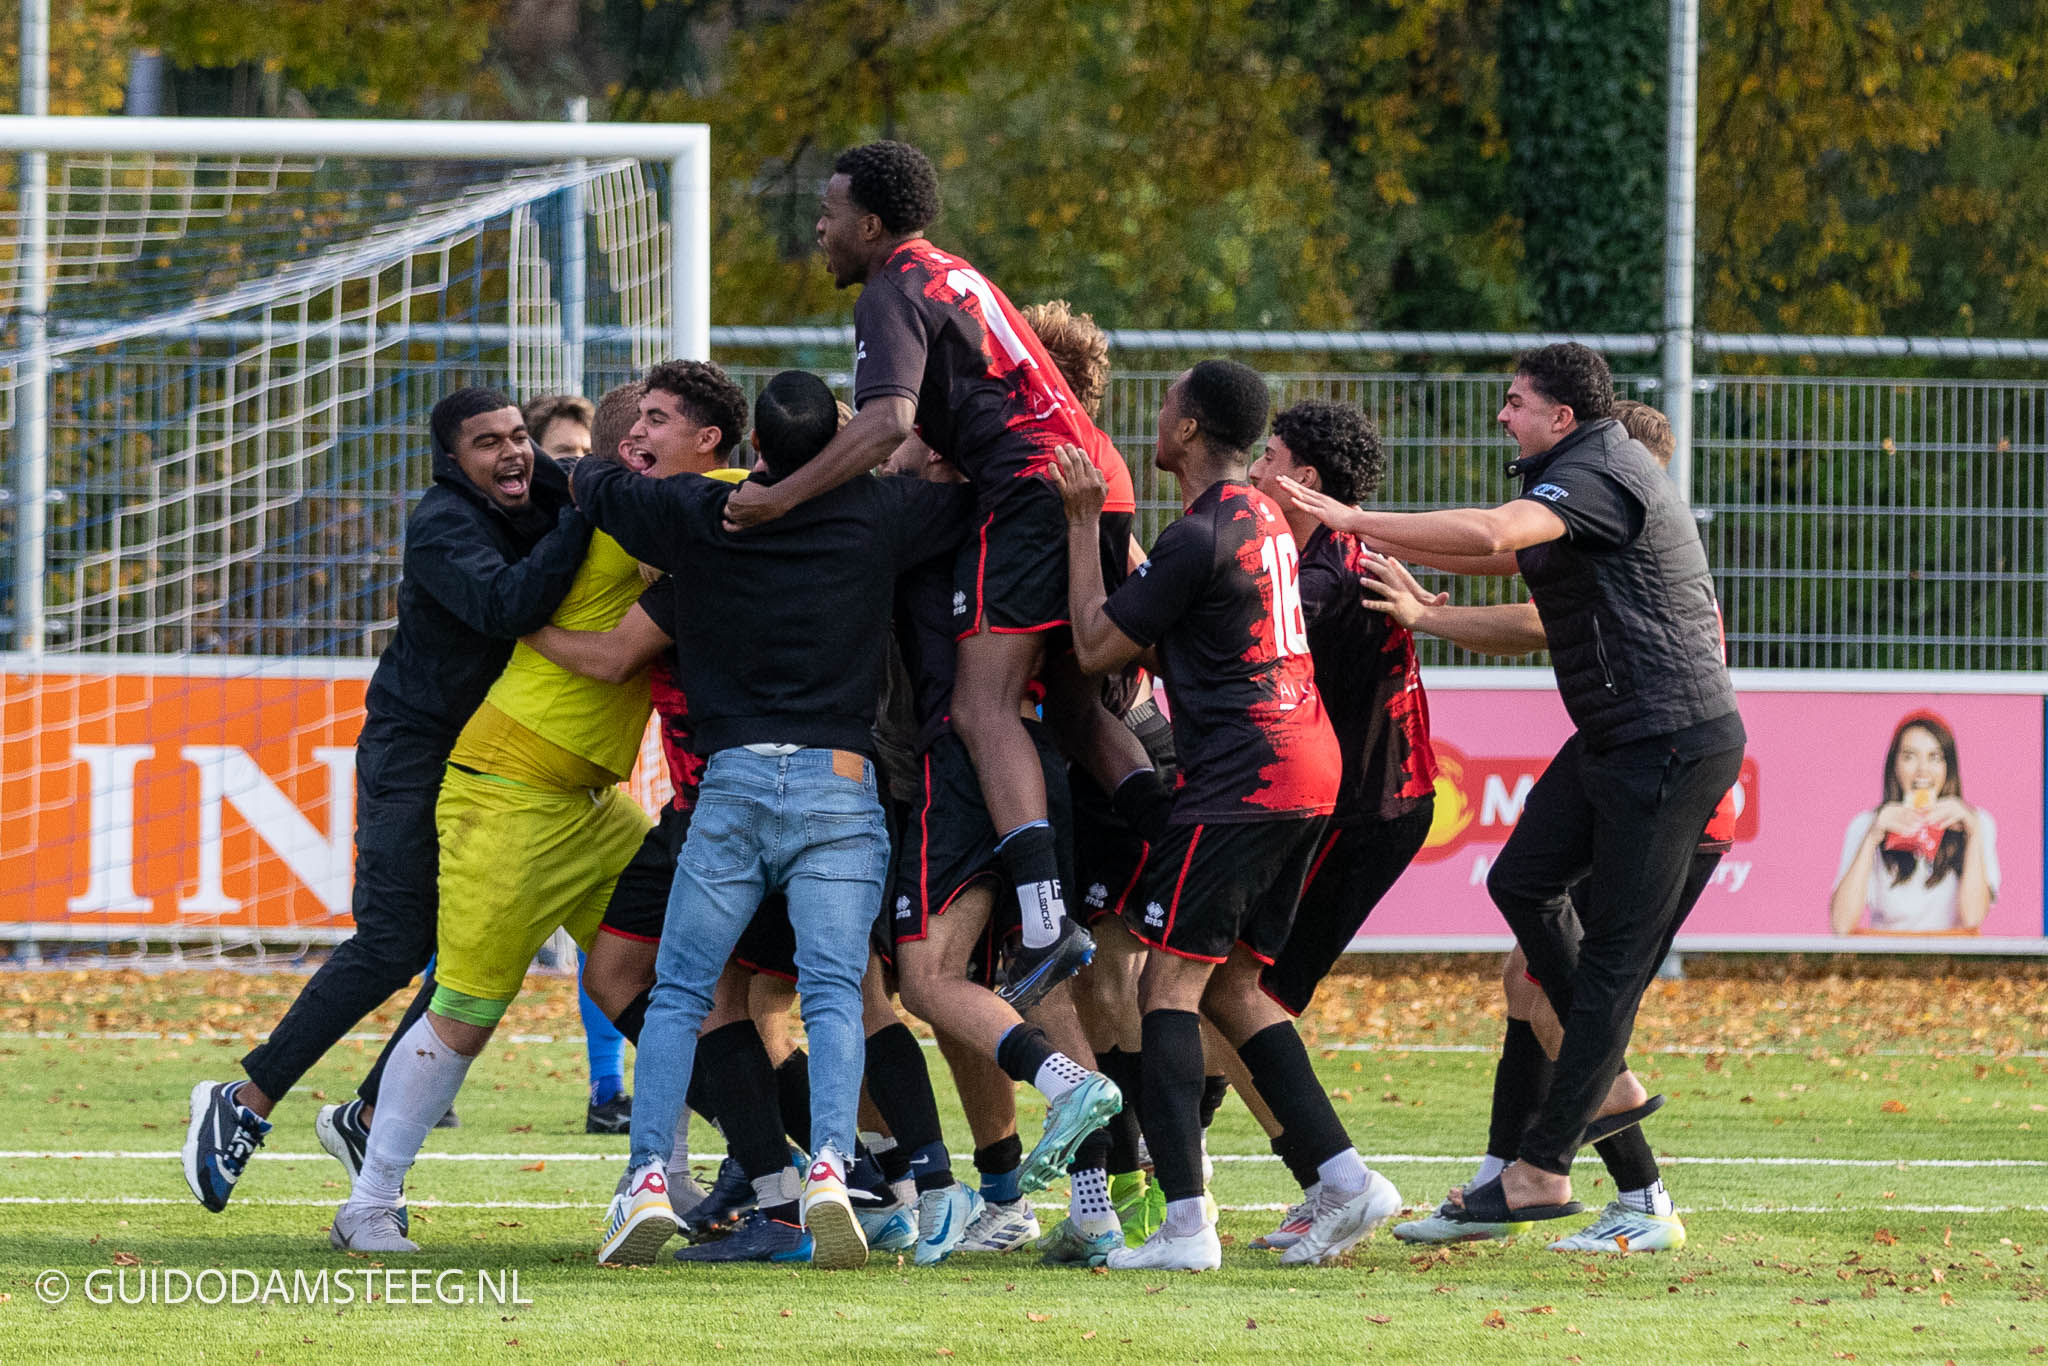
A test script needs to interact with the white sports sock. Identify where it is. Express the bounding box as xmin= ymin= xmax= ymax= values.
xmin=1033 ymin=1053 xmax=1091 ymax=1102
xmin=1316 ymin=1146 xmax=1369 ymax=1194
xmin=351 ymin=1015 xmax=475 ymax=1209
xmin=666 ymin=1107 xmax=692 ymax=1173
xmin=1070 ymin=1167 xmax=1117 ymax=1236
xmin=1016 ymin=881 xmax=1068 ymax=948
xmin=1163 ymin=1195 xmax=1211 ymax=1237
xmin=888 ymin=1177 xmax=917 ymax=1210
xmin=1619 ymin=1180 xmax=1673 ymax=1216
xmin=752 ymin=1169 xmax=798 ymax=1212
xmin=1472 ymin=1153 xmax=1509 ymax=1188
